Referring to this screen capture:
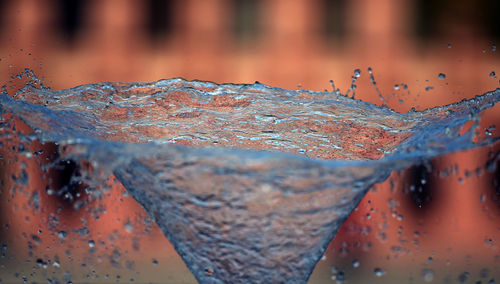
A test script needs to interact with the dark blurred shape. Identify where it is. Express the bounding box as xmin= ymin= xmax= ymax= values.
xmin=414 ymin=0 xmax=444 ymax=40
xmin=491 ymin=156 xmax=500 ymax=206
xmin=0 ymin=0 xmax=10 ymax=36
xmin=481 ymin=0 xmax=500 ymax=39
xmin=55 ymin=0 xmax=86 ymax=44
xmin=232 ymin=0 xmax=260 ymax=42
xmin=146 ymin=0 xmax=174 ymax=43
xmin=321 ymin=0 xmax=346 ymax=42
xmin=406 ymin=164 xmax=434 ymax=208
xmin=415 ymin=0 xmax=500 ymax=40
